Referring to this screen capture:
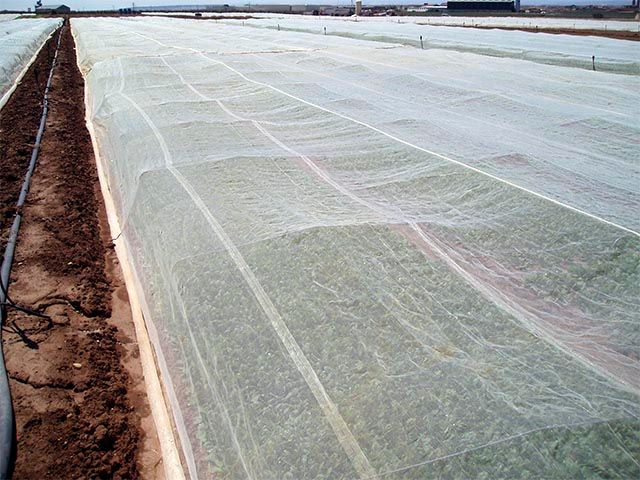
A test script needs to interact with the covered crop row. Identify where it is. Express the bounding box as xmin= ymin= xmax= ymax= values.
xmin=0 ymin=17 xmax=62 ymax=109
xmin=73 ymin=17 xmax=639 ymax=479
xmin=234 ymin=16 xmax=640 ymax=74
xmin=363 ymin=15 xmax=640 ymax=32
